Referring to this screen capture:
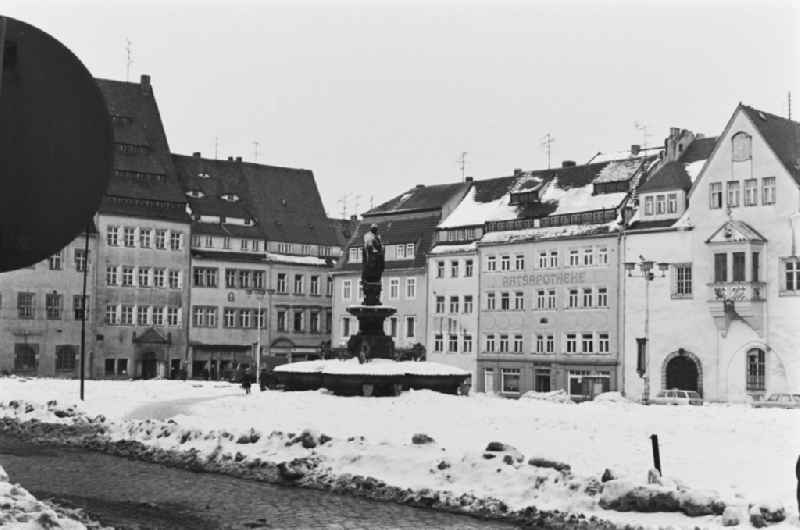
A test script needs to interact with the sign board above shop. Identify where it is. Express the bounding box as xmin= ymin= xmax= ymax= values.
xmin=483 ymin=270 xmax=614 ymax=290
